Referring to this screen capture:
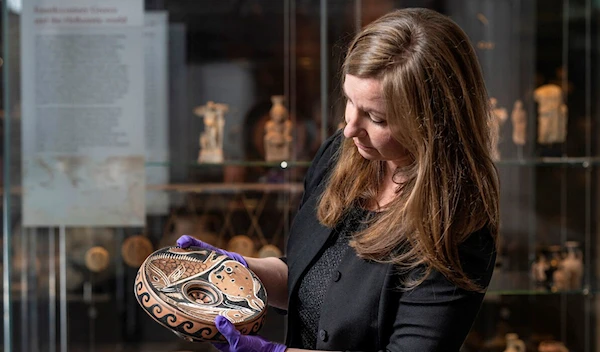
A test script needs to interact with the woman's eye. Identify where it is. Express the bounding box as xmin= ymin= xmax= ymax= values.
xmin=369 ymin=116 xmax=386 ymax=125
